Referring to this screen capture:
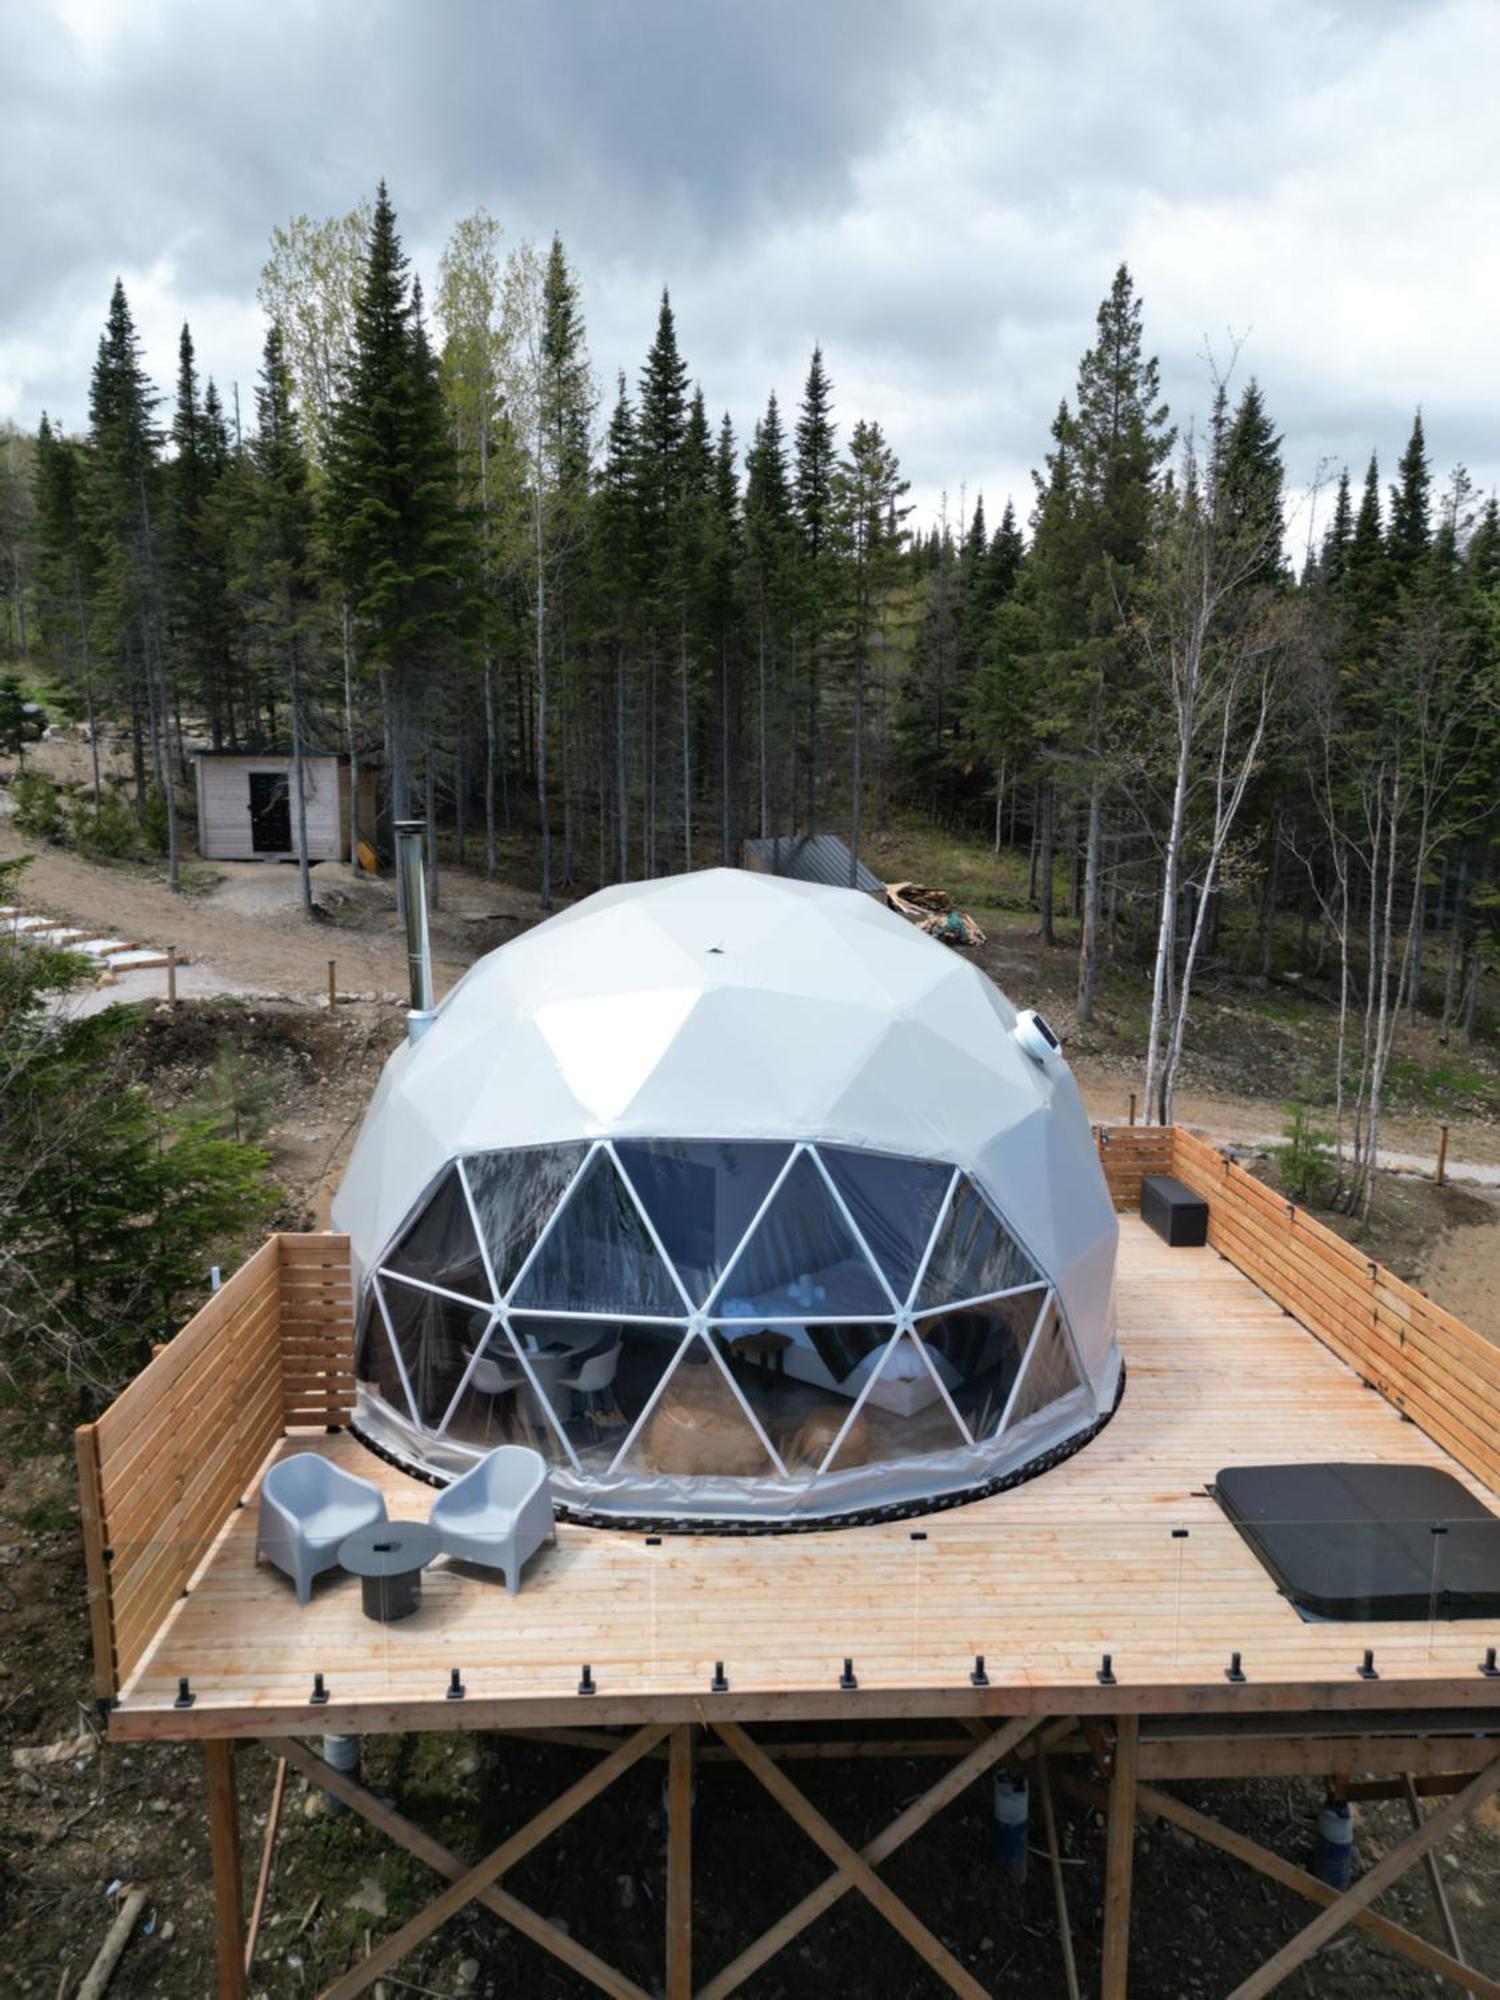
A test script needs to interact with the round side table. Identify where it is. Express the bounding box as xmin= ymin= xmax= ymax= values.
xmin=338 ymin=1521 xmax=441 ymax=1623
